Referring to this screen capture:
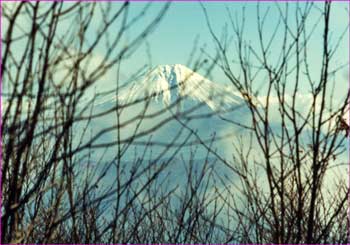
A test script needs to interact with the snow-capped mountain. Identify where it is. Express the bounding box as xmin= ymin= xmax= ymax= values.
xmin=76 ymin=64 xmax=348 ymax=192
xmin=80 ymin=65 xmax=248 ymax=189
xmin=86 ymin=64 xmax=248 ymax=162
xmin=98 ymin=64 xmax=243 ymax=112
